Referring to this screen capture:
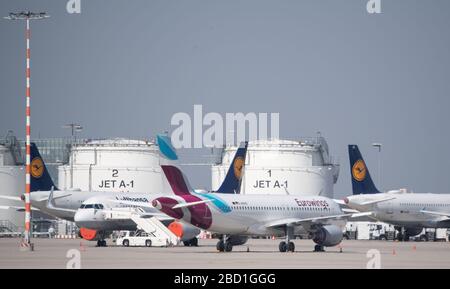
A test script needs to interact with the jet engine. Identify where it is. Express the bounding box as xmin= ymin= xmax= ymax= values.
xmin=312 ymin=225 xmax=343 ymax=247
xmin=168 ymin=221 xmax=200 ymax=242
